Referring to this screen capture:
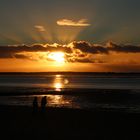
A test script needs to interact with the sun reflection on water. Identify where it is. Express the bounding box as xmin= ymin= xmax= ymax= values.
xmin=56 ymin=74 xmax=61 ymax=78
xmin=54 ymin=82 xmax=62 ymax=91
xmin=53 ymin=75 xmax=69 ymax=91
